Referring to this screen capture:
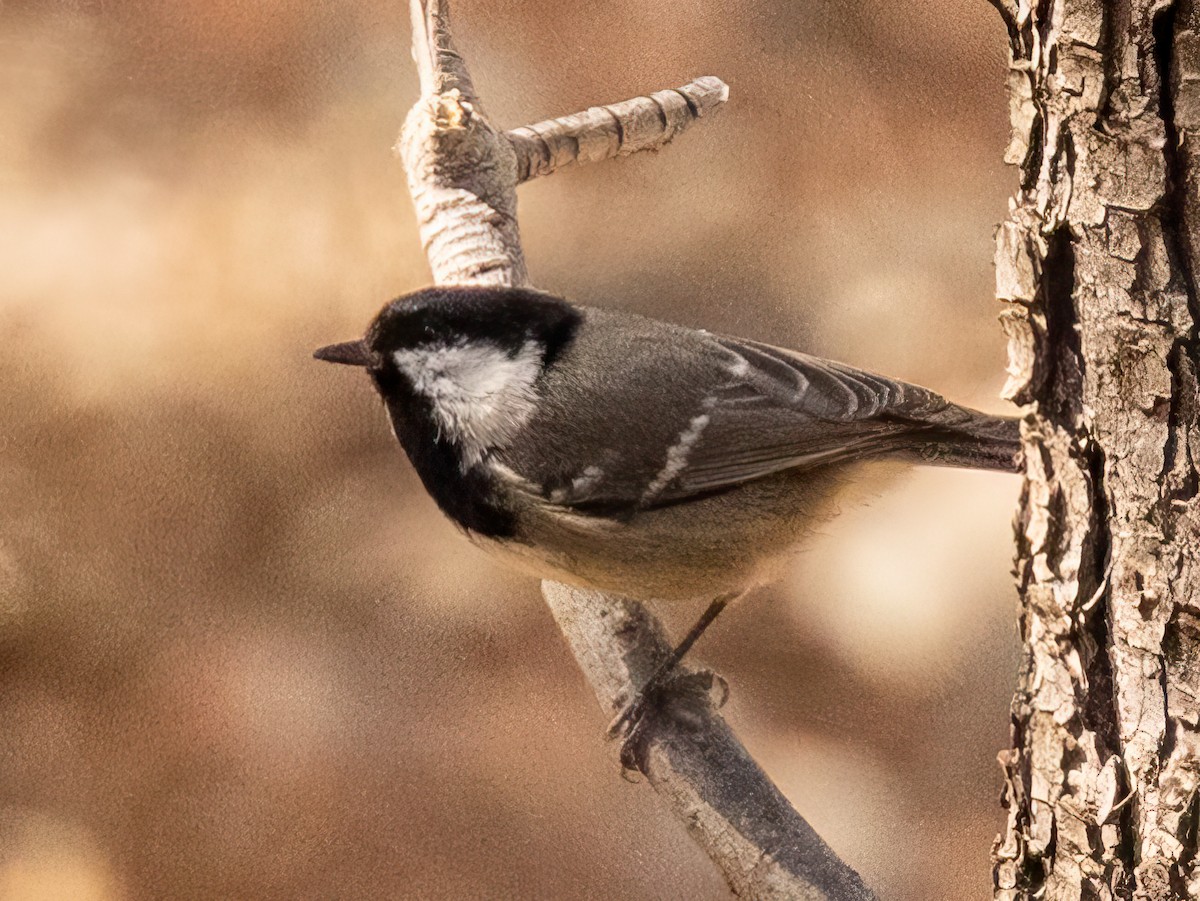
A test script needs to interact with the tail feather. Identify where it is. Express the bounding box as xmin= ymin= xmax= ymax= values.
xmin=905 ymin=410 xmax=1022 ymax=473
